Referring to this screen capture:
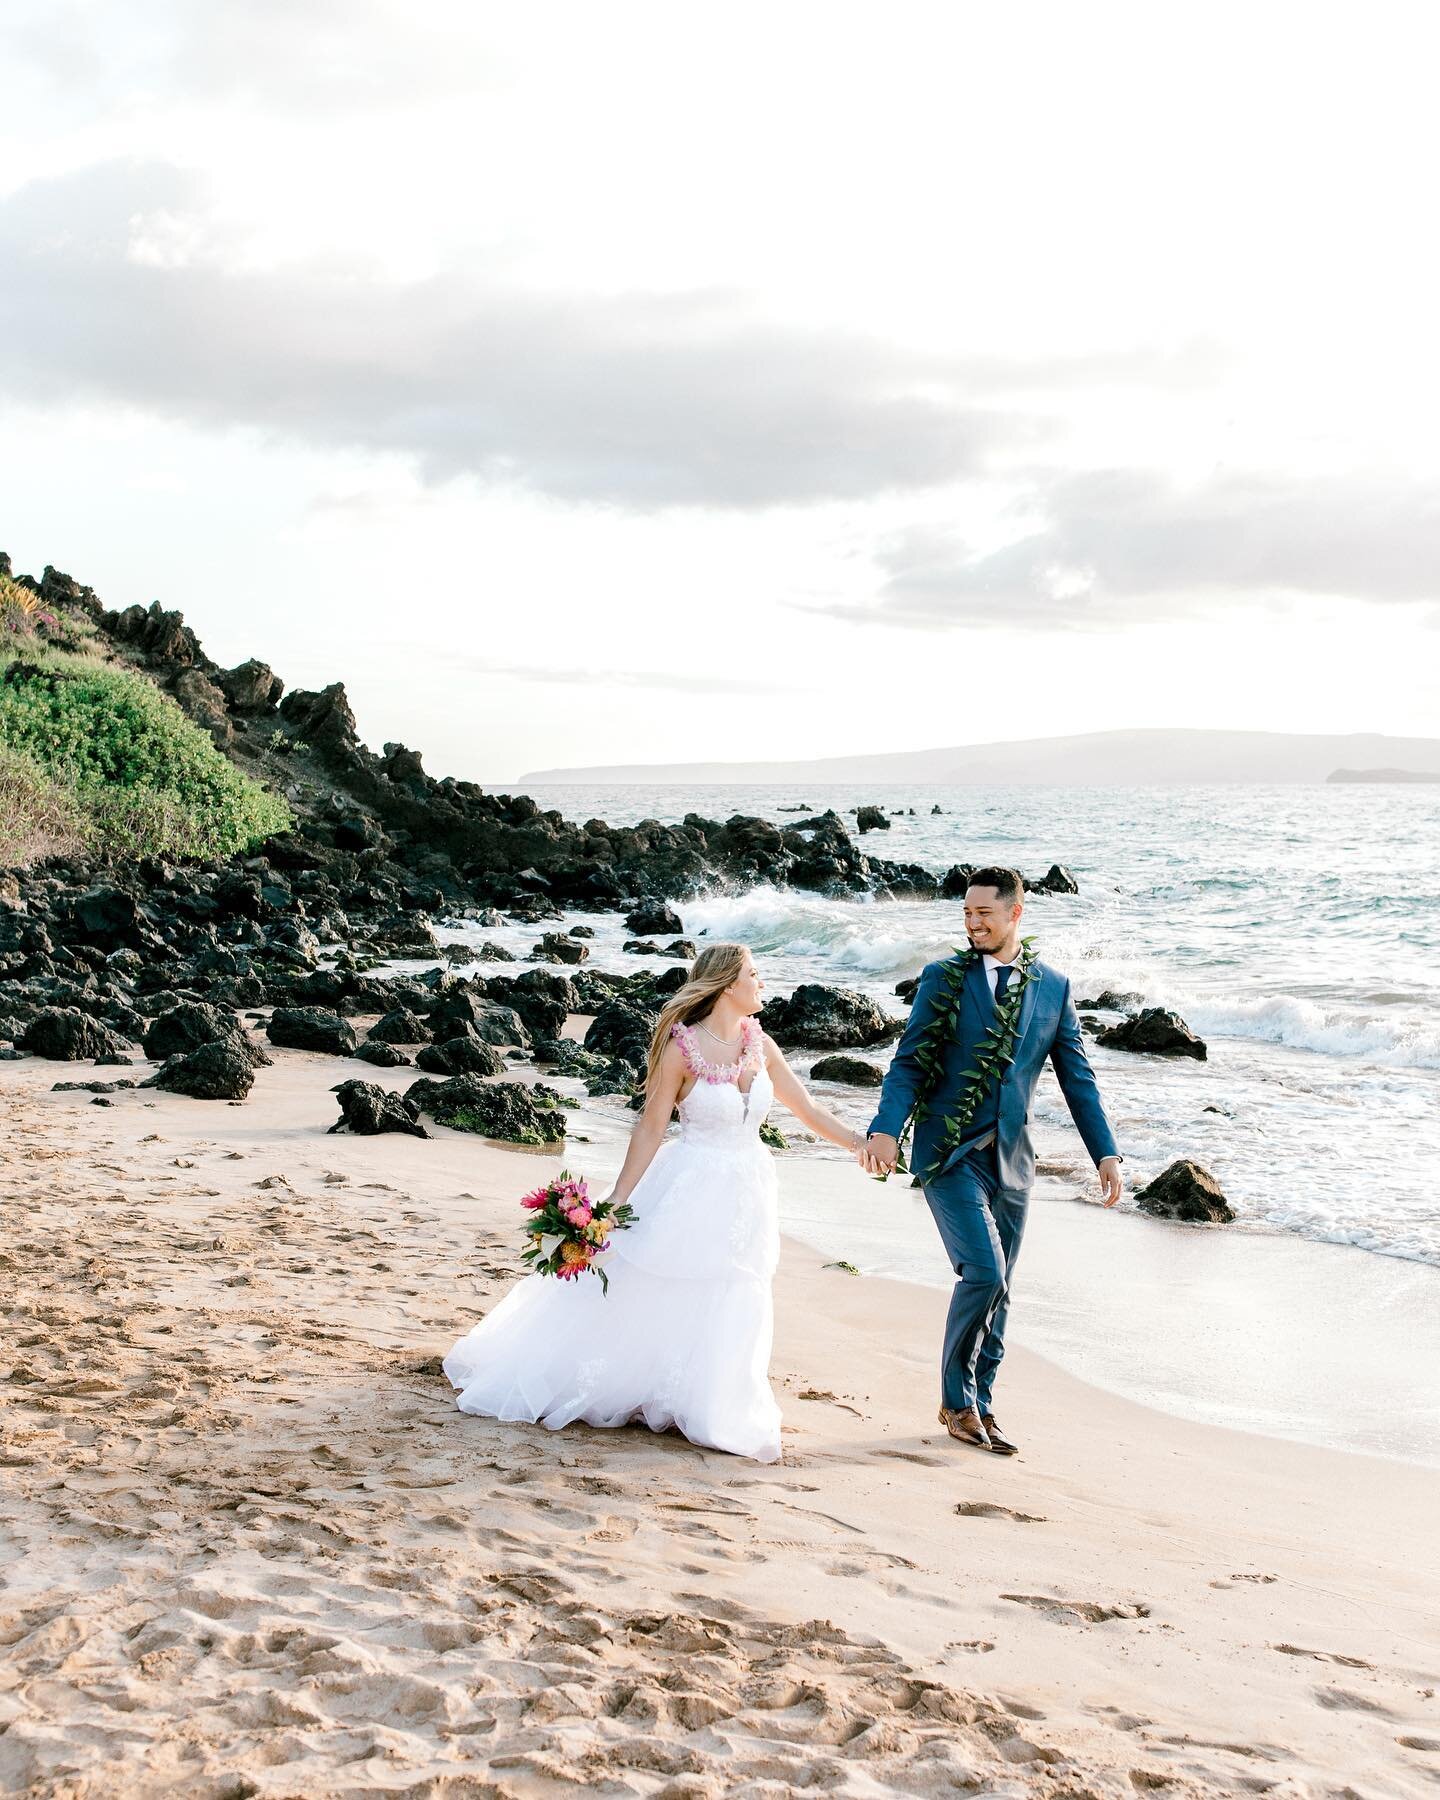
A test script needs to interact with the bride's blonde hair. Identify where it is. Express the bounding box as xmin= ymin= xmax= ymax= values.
xmin=645 ymin=941 xmax=750 ymax=1096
